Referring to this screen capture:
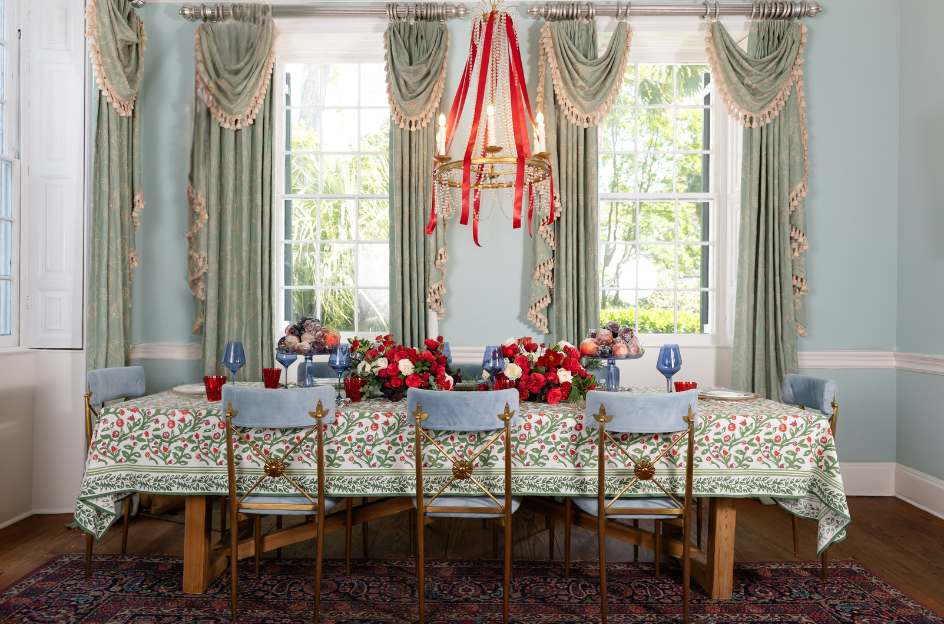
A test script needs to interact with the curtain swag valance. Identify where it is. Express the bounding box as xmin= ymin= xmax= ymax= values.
xmin=194 ymin=17 xmax=278 ymax=130
xmin=86 ymin=0 xmax=146 ymax=117
xmin=537 ymin=20 xmax=633 ymax=128
xmin=384 ymin=21 xmax=450 ymax=131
